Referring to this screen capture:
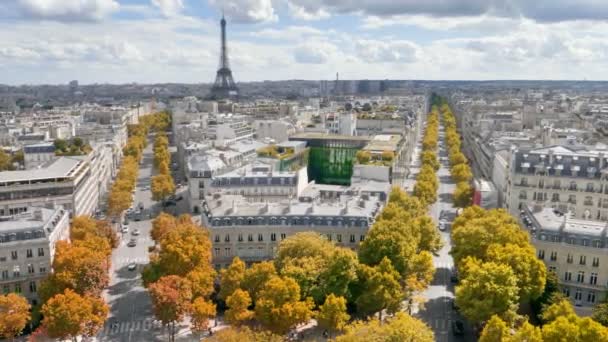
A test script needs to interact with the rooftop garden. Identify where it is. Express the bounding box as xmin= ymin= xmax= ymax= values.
xmin=54 ymin=138 xmax=92 ymax=156
xmin=355 ymin=150 xmax=395 ymax=166
xmin=257 ymin=145 xmax=295 ymax=160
